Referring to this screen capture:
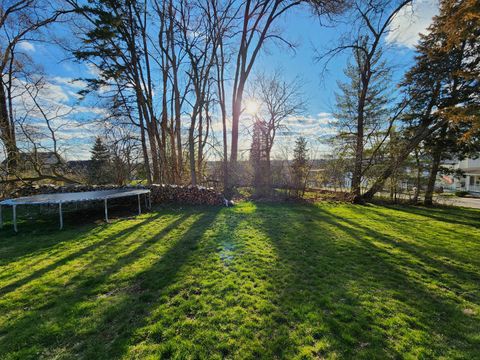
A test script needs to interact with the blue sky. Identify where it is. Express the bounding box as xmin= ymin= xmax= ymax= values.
xmin=12 ymin=0 xmax=439 ymax=160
